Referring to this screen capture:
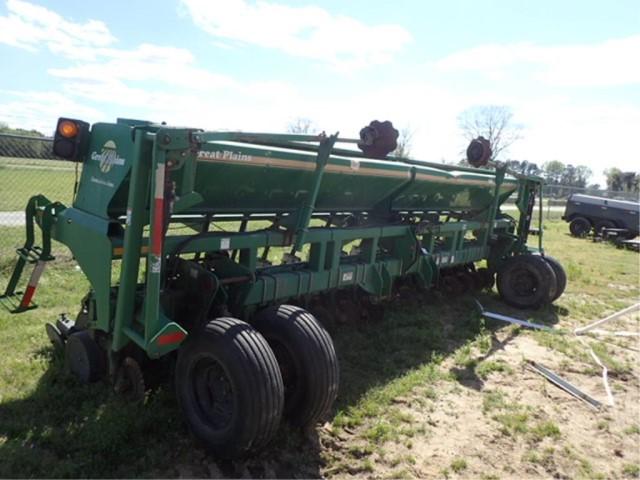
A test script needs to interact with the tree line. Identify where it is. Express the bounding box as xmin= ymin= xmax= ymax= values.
xmin=457 ymin=106 xmax=638 ymax=195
